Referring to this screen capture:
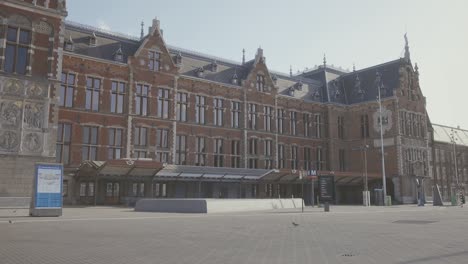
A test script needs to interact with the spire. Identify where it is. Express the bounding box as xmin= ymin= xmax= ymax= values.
xmin=353 ymin=63 xmax=356 ymax=72
xmin=415 ymin=63 xmax=419 ymax=75
xmin=289 ymin=65 xmax=292 ymax=77
xmin=140 ymin=21 xmax=144 ymax=39
xmin=323 ymin=54 xmax=327 ymax=67
xmin=404 ymin=33 xmax=411 ymax=62
xmin=242 ymin=49 xmax=245 ymax=65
